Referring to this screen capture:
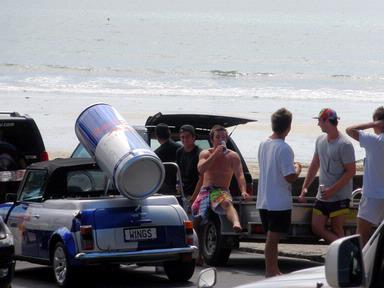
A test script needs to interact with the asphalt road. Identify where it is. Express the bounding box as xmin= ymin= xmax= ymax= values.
xmin=12 ymin=250 xmax=322 ymax=288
